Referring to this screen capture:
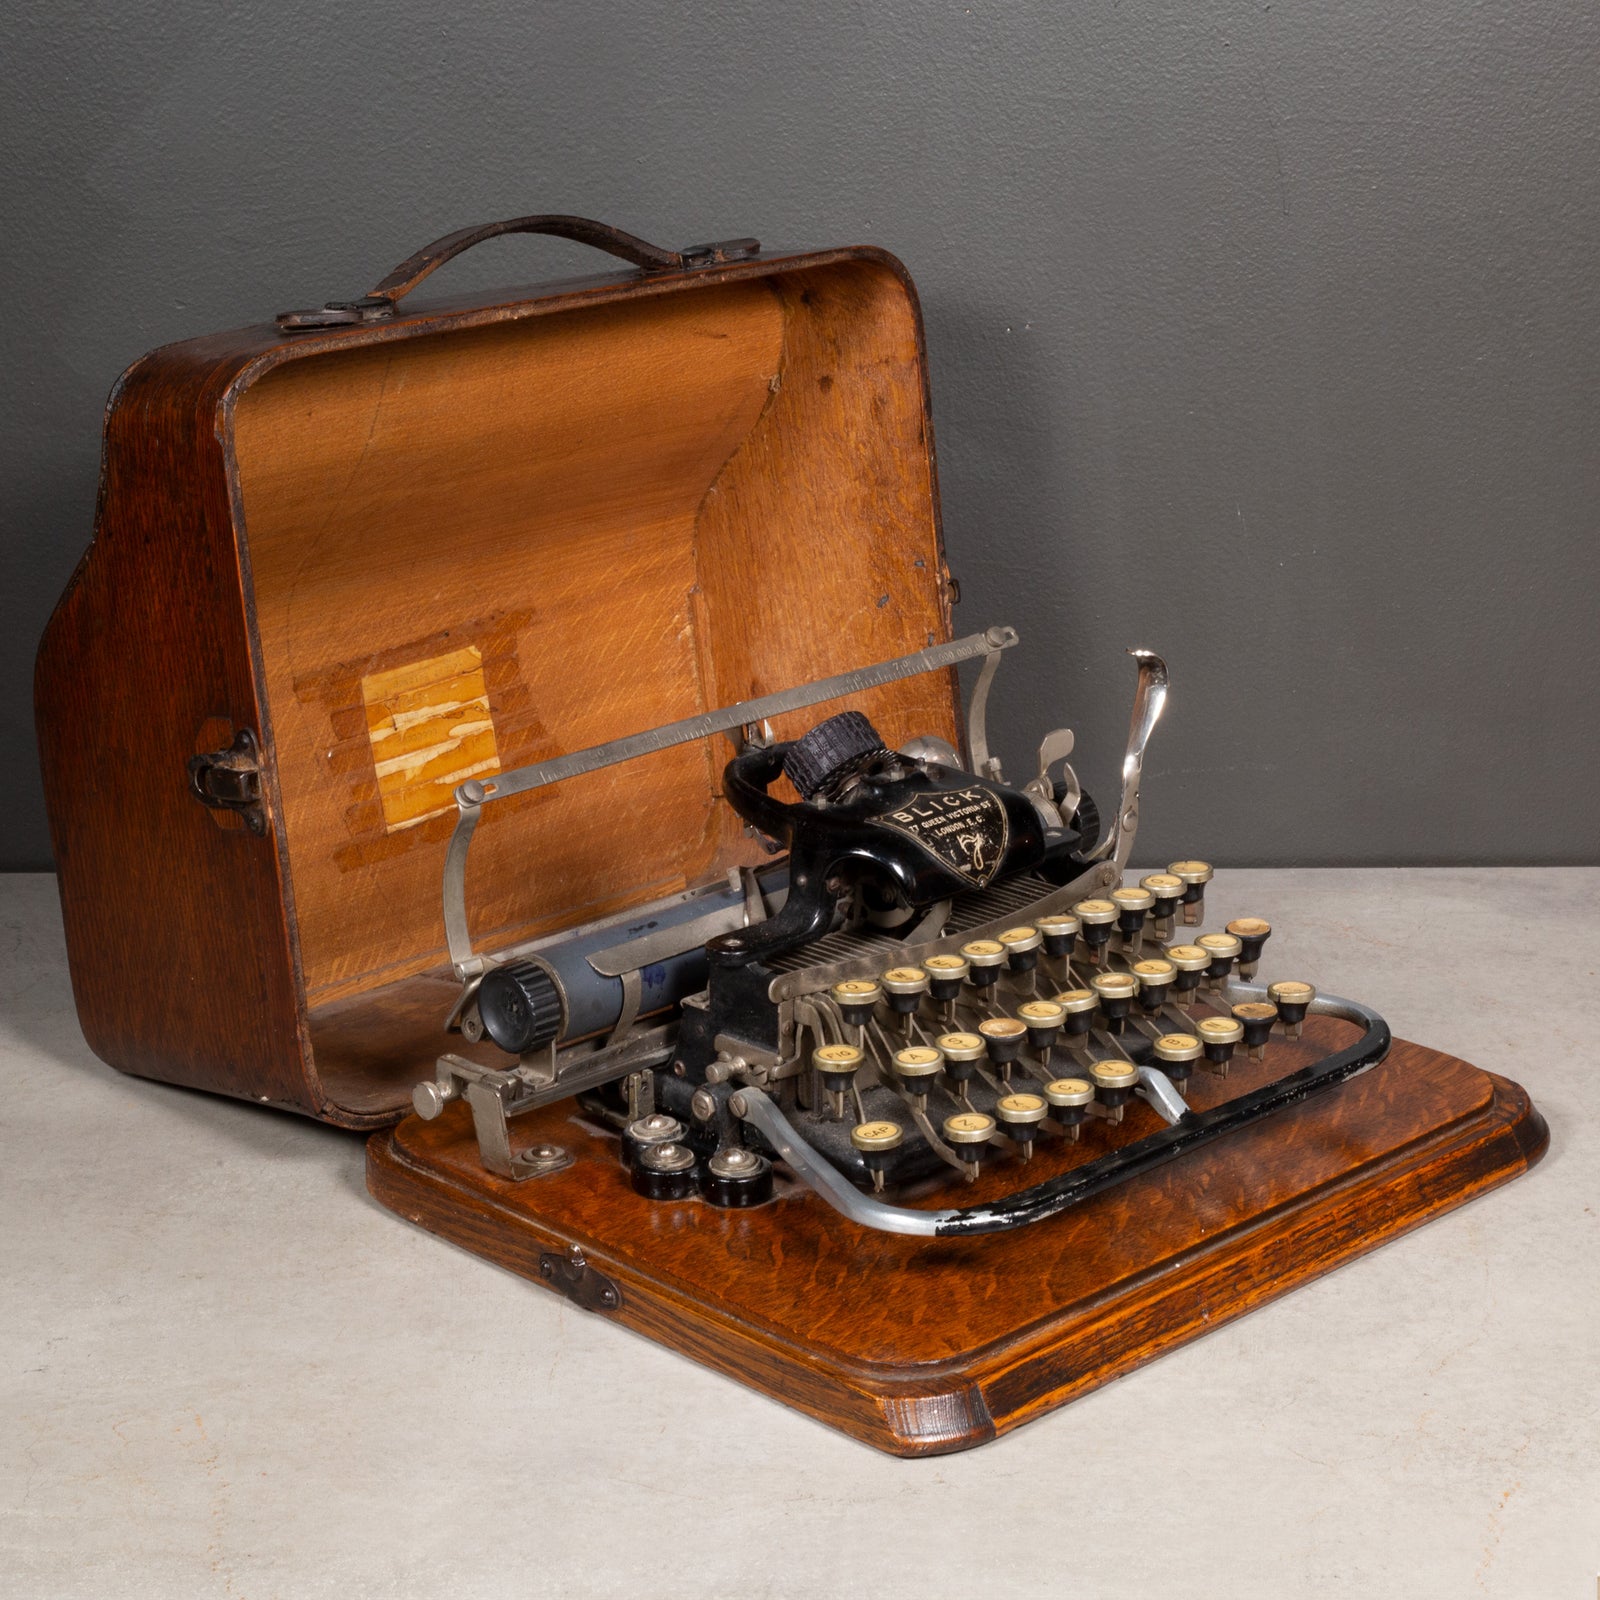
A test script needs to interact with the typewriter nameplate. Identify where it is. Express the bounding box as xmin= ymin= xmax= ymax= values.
xmin=879 ymin=787 xmax=1010 ymax=887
